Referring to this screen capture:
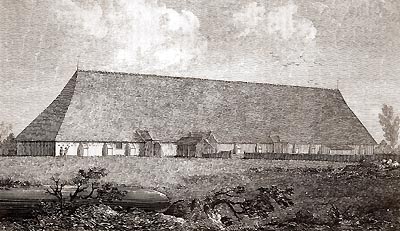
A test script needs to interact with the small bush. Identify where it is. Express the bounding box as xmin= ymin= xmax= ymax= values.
xmin=0 ymin=177 xmax=37 ymax=189
xmin=45 ymin=167 xmax=127 ymax=215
